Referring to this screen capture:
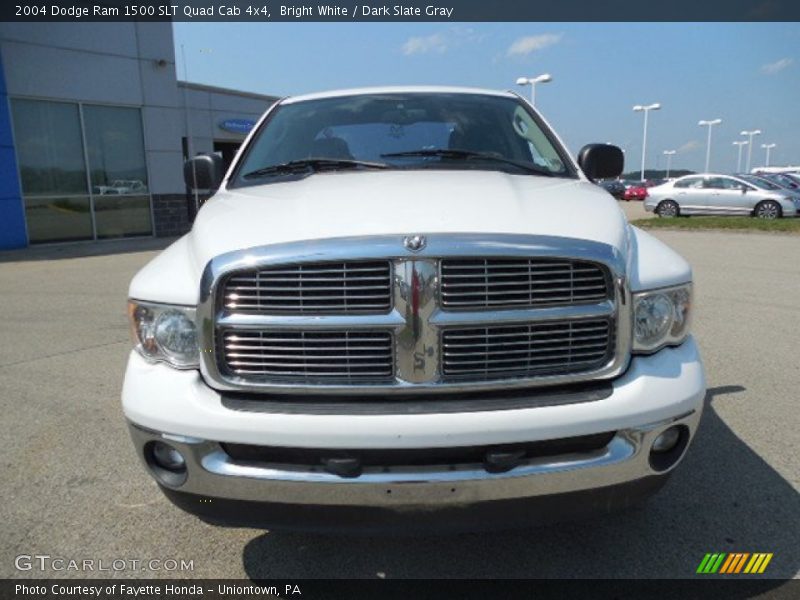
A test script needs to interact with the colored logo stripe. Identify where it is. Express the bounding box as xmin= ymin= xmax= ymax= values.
xmin=697 ymin=553 xmax=726 ymax=573
xmin=720 ymin=553 xmax=749 ymax=573
xmin=698 ymin=553 xmax=773 ymax=574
